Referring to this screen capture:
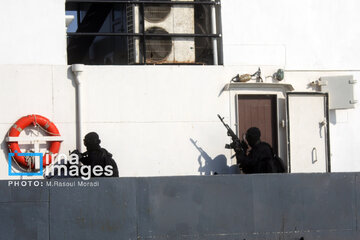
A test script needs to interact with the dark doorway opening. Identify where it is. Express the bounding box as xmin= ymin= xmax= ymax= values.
xmin=237 ymin=95 xmax=278 ymax=154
